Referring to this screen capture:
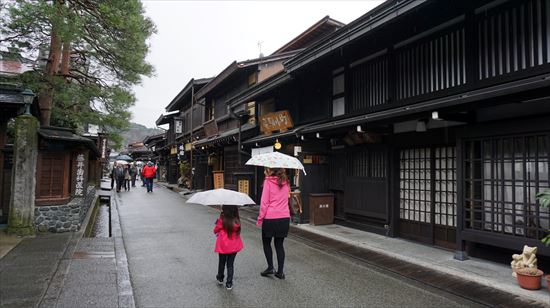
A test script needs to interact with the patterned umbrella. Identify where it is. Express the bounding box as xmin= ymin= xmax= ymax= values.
xmin=245 ymin=151 xmax=306 ymax=175
xmin=187 ymin=188 xmax=255 ymax=206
